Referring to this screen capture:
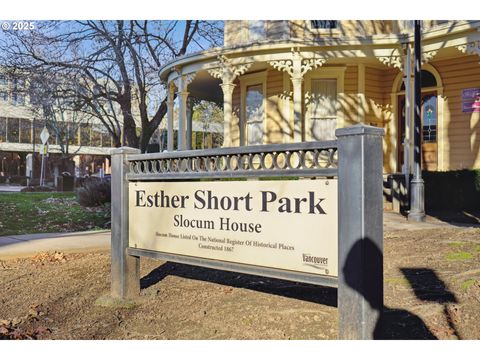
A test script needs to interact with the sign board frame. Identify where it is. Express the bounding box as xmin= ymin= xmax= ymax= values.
xmin=110 ymin=124 xmax=384 ymax=339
